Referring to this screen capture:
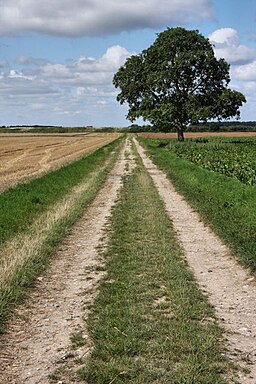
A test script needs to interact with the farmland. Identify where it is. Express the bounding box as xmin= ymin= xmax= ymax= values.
xmin=0 ymin=133 xmax=256 ymax=383
xmin=140 ymin=131 xmax=256 ymax=139
xmin=158 ymin=137 xmax=256 ymax=185
xmin=0 ymin=132 xmax=120 ymax=192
